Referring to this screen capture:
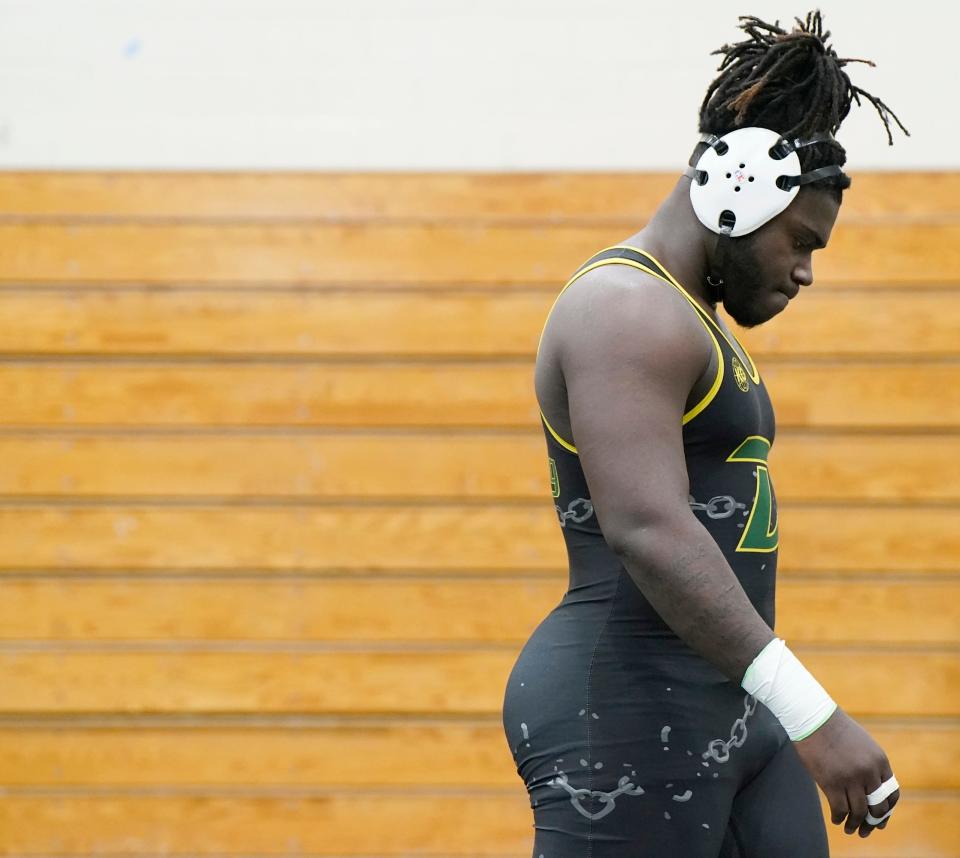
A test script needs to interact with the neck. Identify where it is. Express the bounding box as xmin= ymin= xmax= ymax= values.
xmin=631 ymin=176 xmax=721 ymax=313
